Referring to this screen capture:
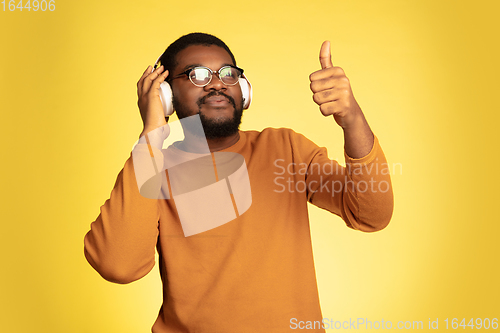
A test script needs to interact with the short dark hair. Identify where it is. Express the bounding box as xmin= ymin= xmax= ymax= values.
xmin=159 ymin=32 xmax=236 ymax=80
